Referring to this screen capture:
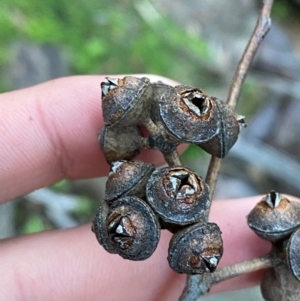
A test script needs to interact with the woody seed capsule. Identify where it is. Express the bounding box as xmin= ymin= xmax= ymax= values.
xmin=105 ymin=160 xmax=155 ymax=204
xmin=287 ymin=228 xmax=300 ymax=282
xmin=168 ymin=222 xmax=223 ymax=274
xmin=158 ymin=85 xmax=220 ymax=144
xmin=196 ymin=97 xmax=242 ymax=158
xmin=146 ymin=166 xmax=210 ymax=226
xmin=101 ymin=76 xmax=152 ymax=127
xmin=156 ymin=84 xmax=242 ymax=157
xmin=261 ymin=264 xmax=300 ymax=301
xmin=91 ymin=200 xmax=116 ymax=254
xmin=247 ymin=191 xmax=300 ymax=242
xmin=99 ymin=125 xmax=142 ymax=163
xmin=106 ymin=196 xmax=160 ymax=260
